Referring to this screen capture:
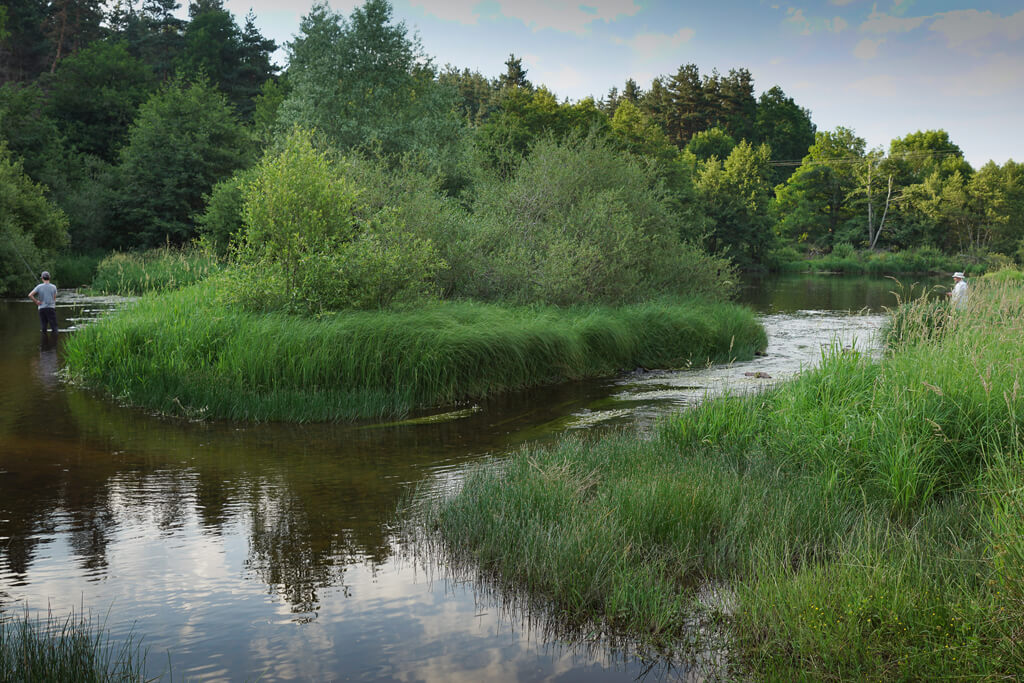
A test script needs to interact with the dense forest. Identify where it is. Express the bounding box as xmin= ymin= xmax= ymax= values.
xmin=2 ymin=0 xmax=1022 ymax=300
